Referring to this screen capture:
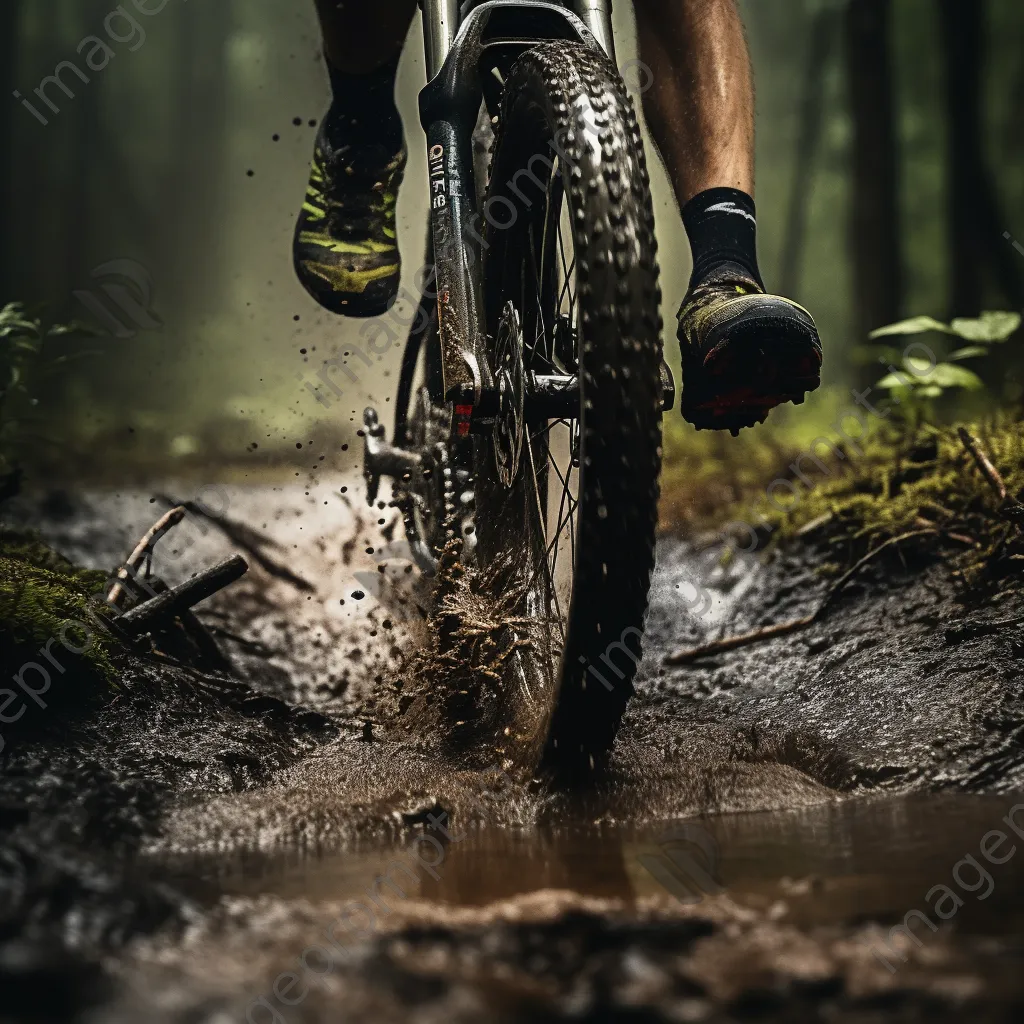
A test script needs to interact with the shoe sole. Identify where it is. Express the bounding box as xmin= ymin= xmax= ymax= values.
xmin=680 ymin=315 xmax=822 ymax=436
xmin=293 ymin=263 xmax=400 ymax=319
